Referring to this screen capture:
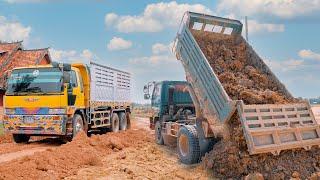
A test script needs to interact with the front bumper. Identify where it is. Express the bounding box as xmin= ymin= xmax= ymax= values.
xmin=3 ymin=115 xmax=68 ymax=135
